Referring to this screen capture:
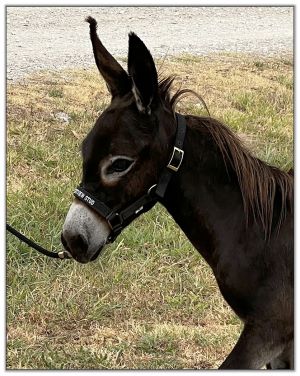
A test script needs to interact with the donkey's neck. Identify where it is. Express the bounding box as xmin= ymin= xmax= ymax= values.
xmin=161 ymin=118 xmax=245 ymax=266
